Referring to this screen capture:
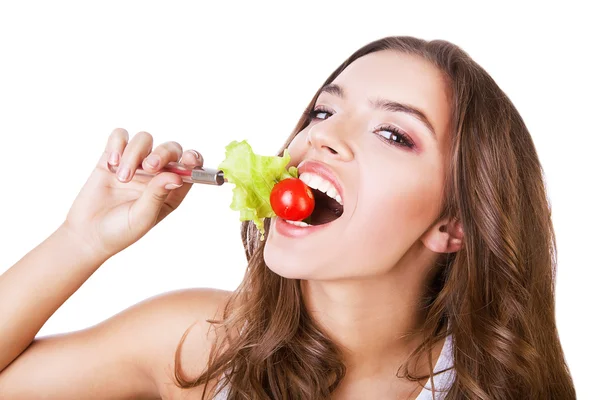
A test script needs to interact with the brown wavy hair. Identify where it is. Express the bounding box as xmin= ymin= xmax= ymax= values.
xmin=173 ymin=36 xmax=576 ymax=399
